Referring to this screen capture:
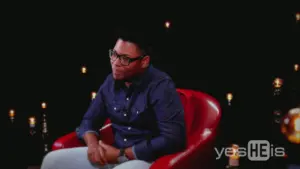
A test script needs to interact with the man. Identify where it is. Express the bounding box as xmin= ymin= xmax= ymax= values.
xmin=41 ymin=26 xmax=186 ymax=169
